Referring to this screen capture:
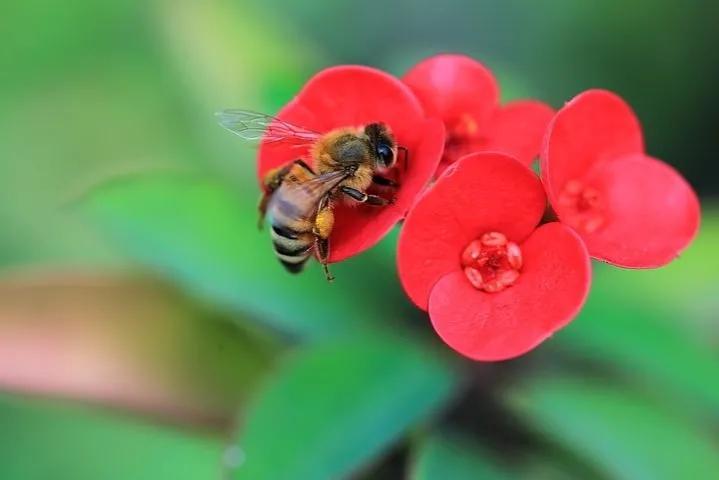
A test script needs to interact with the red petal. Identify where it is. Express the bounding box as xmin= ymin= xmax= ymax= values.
xmin=329 ymin=118 xmax=445 ymax=262
xmin=428 ymin=223 xmax=591 ymax=361
xmin=572 ymin=153 xmax=700 ymax=267
xmin=541 ymin=89 xmax=644 ymax=203
xmin=402 ymin=54 xmax=499 ymax=130
xmin=256 ymin=66 xmax=442 ymax=262
xmin=258 ymin=65 xmax=426 ymax=182
xmin=483 ymin=100 xmax=555 ymax=166
xmin=397 ymin=152 xmax=546 ymax=310
xmin=292 ymin=65 xmax=425 ymax=136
